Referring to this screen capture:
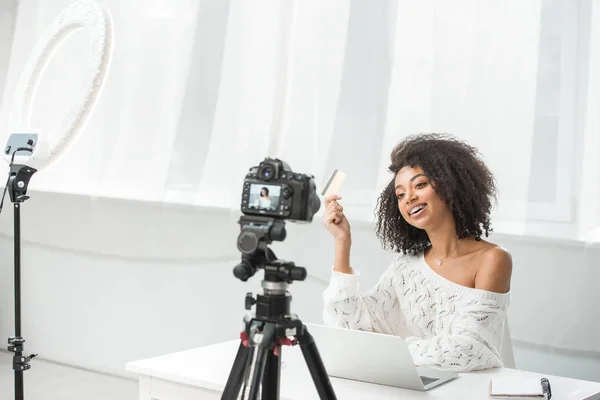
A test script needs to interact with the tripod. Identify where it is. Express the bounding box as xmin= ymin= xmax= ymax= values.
xmin=221 ymin=217 xmax=337 ymax=400
xmin=2 ymin=162 xmax=38 ymax=400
